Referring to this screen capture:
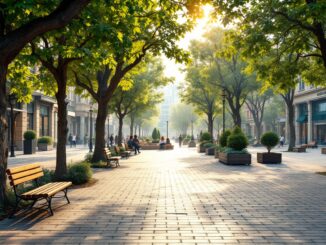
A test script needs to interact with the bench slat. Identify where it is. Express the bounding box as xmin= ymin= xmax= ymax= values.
xmin=6 ymin=163 xmax=40 ymax=175
xmin=9 ymin=167 xmax=43 ymax=181
xmin=22 ymin=182 xmax=72 ymax=198
xmin=11 ymin=172 xmax=44 ymax=186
